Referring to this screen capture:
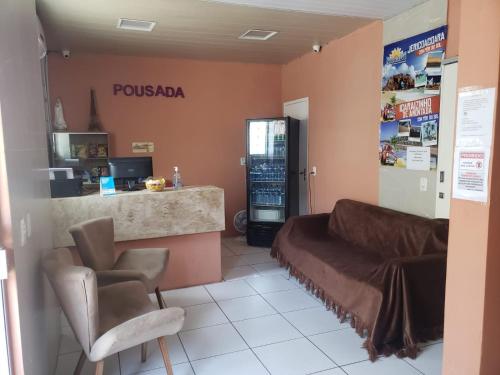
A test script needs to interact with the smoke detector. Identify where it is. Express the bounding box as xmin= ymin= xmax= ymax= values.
xmin=239 ymin=29 xmax=278 ymax=41
xmin=117 ymin=18 xmax=156 ymax=32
